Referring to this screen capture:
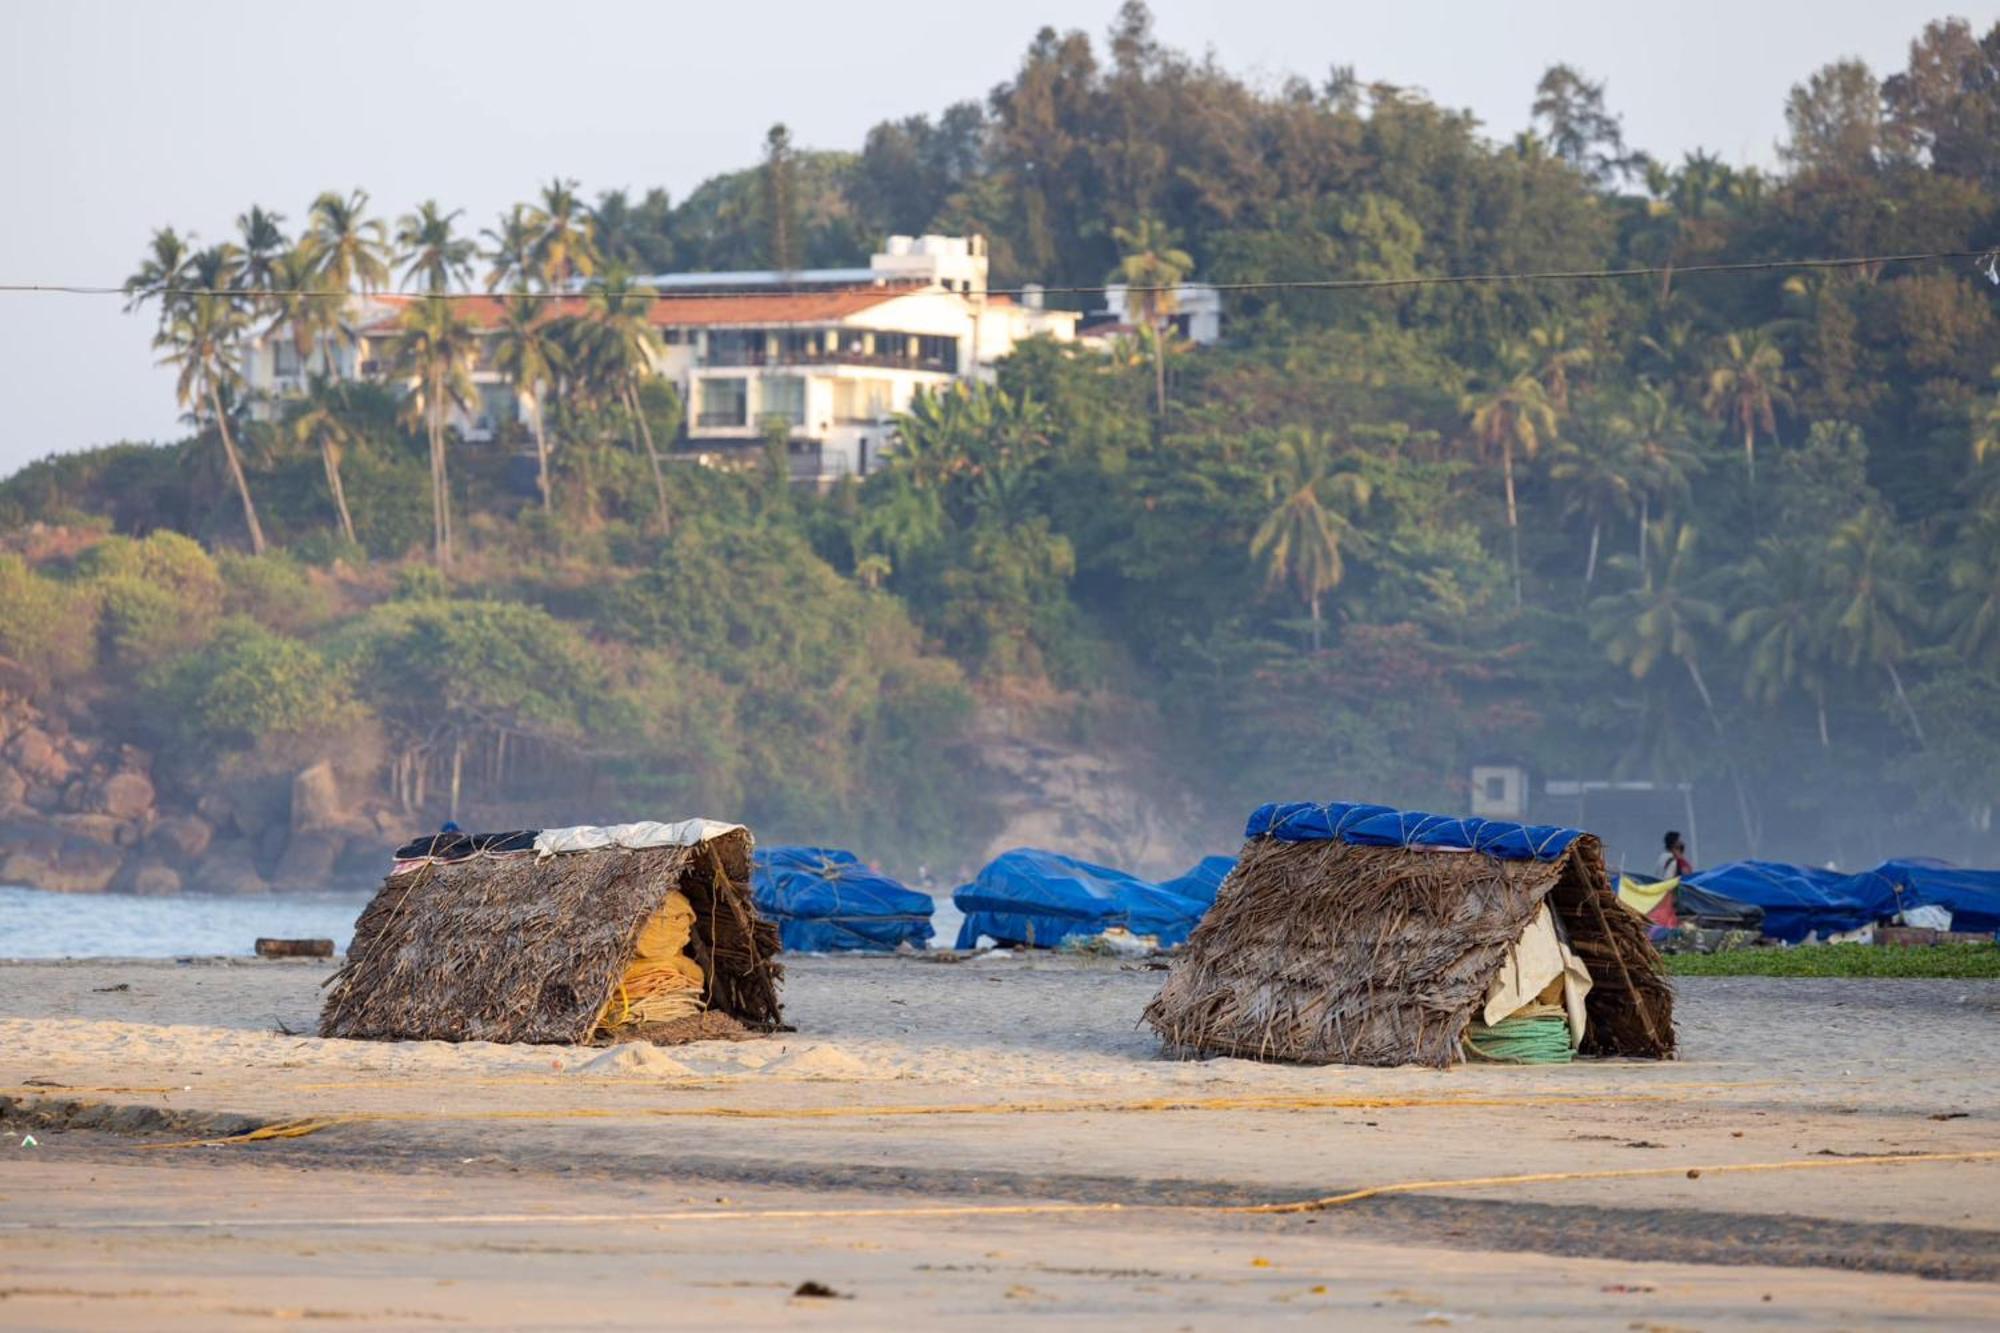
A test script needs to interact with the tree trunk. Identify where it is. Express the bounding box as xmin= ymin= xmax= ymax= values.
xmin=1308 ymin=592 xmax=1322 ymax=653
xmin=627 ymin=383 xmax=671 ymax=534
xmin=208 ymin=384 xmax=266 ymax=555
xmin=1685 ymin=655 xmax=1760 ymax=854
xmin=1743 ymin=423 xmax=1756 ymax=486
xmin=449 ymin=735 xmax=463 ymax=823
xmin=1638 ymin=493 xmax=1650 ymax=582
xmin=1152 ymin=323 xmax=1167 ymax=419
xmin=1502 ymin=439 xmax=1522 ymax=608
xmin=1584 ymin=519 xmax=1601 ymax=587
xmin=427 ymin=371 xmax=451 ymax=568
xmin=530 ymin=388 xmax=552 ymax=512
xmin=1816 ymin=688 xmax=1831 ymax=751
xmin=321 ymin=443 xmax=357 ymax=545
xmin=1886 ymin=661 xmax=1928 ymax=748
